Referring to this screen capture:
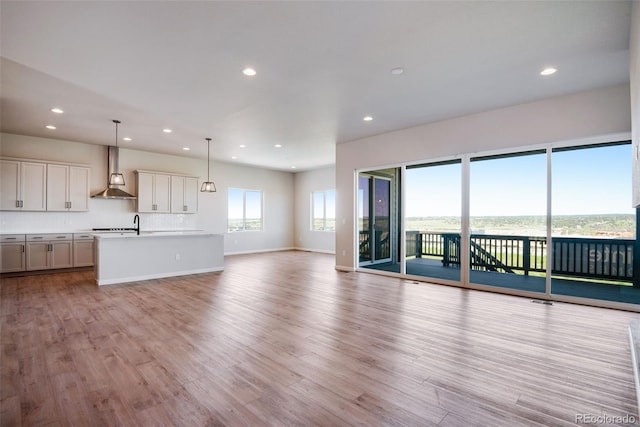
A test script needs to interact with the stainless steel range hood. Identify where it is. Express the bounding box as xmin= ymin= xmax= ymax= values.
xmin=91 ymin=146 xmax=136 ymax=199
